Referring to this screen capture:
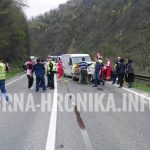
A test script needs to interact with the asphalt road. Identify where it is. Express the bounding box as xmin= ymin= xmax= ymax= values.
xmin=0 ymin=75 xmax=150 ymax=150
